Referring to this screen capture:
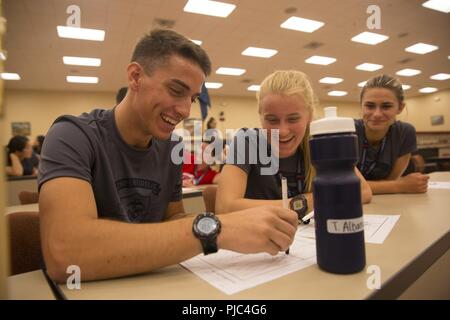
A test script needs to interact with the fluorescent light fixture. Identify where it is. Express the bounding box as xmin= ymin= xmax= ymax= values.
xmin=63 ymin=56 xmax=101 ymax=67
xmin=1 ymin=72 xmax=21 ymax=80
xmin=405 ymin=43 xmax=438 ymax=54
xmin=419 ymin=87 xmax=437 ymax=93
xmin=66 ymin=76 xmax=99 ymax=84
xmin=205 ymin=82 xmax=223 ymax=89
xmin=216 ymin=67 xmax=246 ymax=76
xmin=328 ymin=91 xmax=347 ymax=96
xmin=241 ymin=47 xmax=278 ymax=58
xmin=247 ymin=85 xmax=261 ymax=91
xmin=0 ymin=51 xmax=6 ymax=60
xmin=430 ymin=73 xmax=450 ymax=80
xmin=358 ymin=81 xmax=367 ymax=87
xmin=305 ymin=55 xmax=336 ymax=65
xmin=280 ymin=16 xmax=324 ymax=33
xmin=351 ymin=32 xmax=389 ymax=45
xmin=355 ymin=63 xmax=383 ymax=72
xmin=422 ymin=0 xmax=450 ymax=13
xmin=191 ymin=39 xmax=202 ymax=45
xmin=183 ymin=0 xmax=236 ymax=18
xmin=402 ymin=85 xmax=411 ymax=90
xmin=319 ymin=77 xmax=343 ymax=84
xmin=396 ymin=68 xmax=421 ymax=77
xmin=57 ymin=26 xmax=105 ymax=41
